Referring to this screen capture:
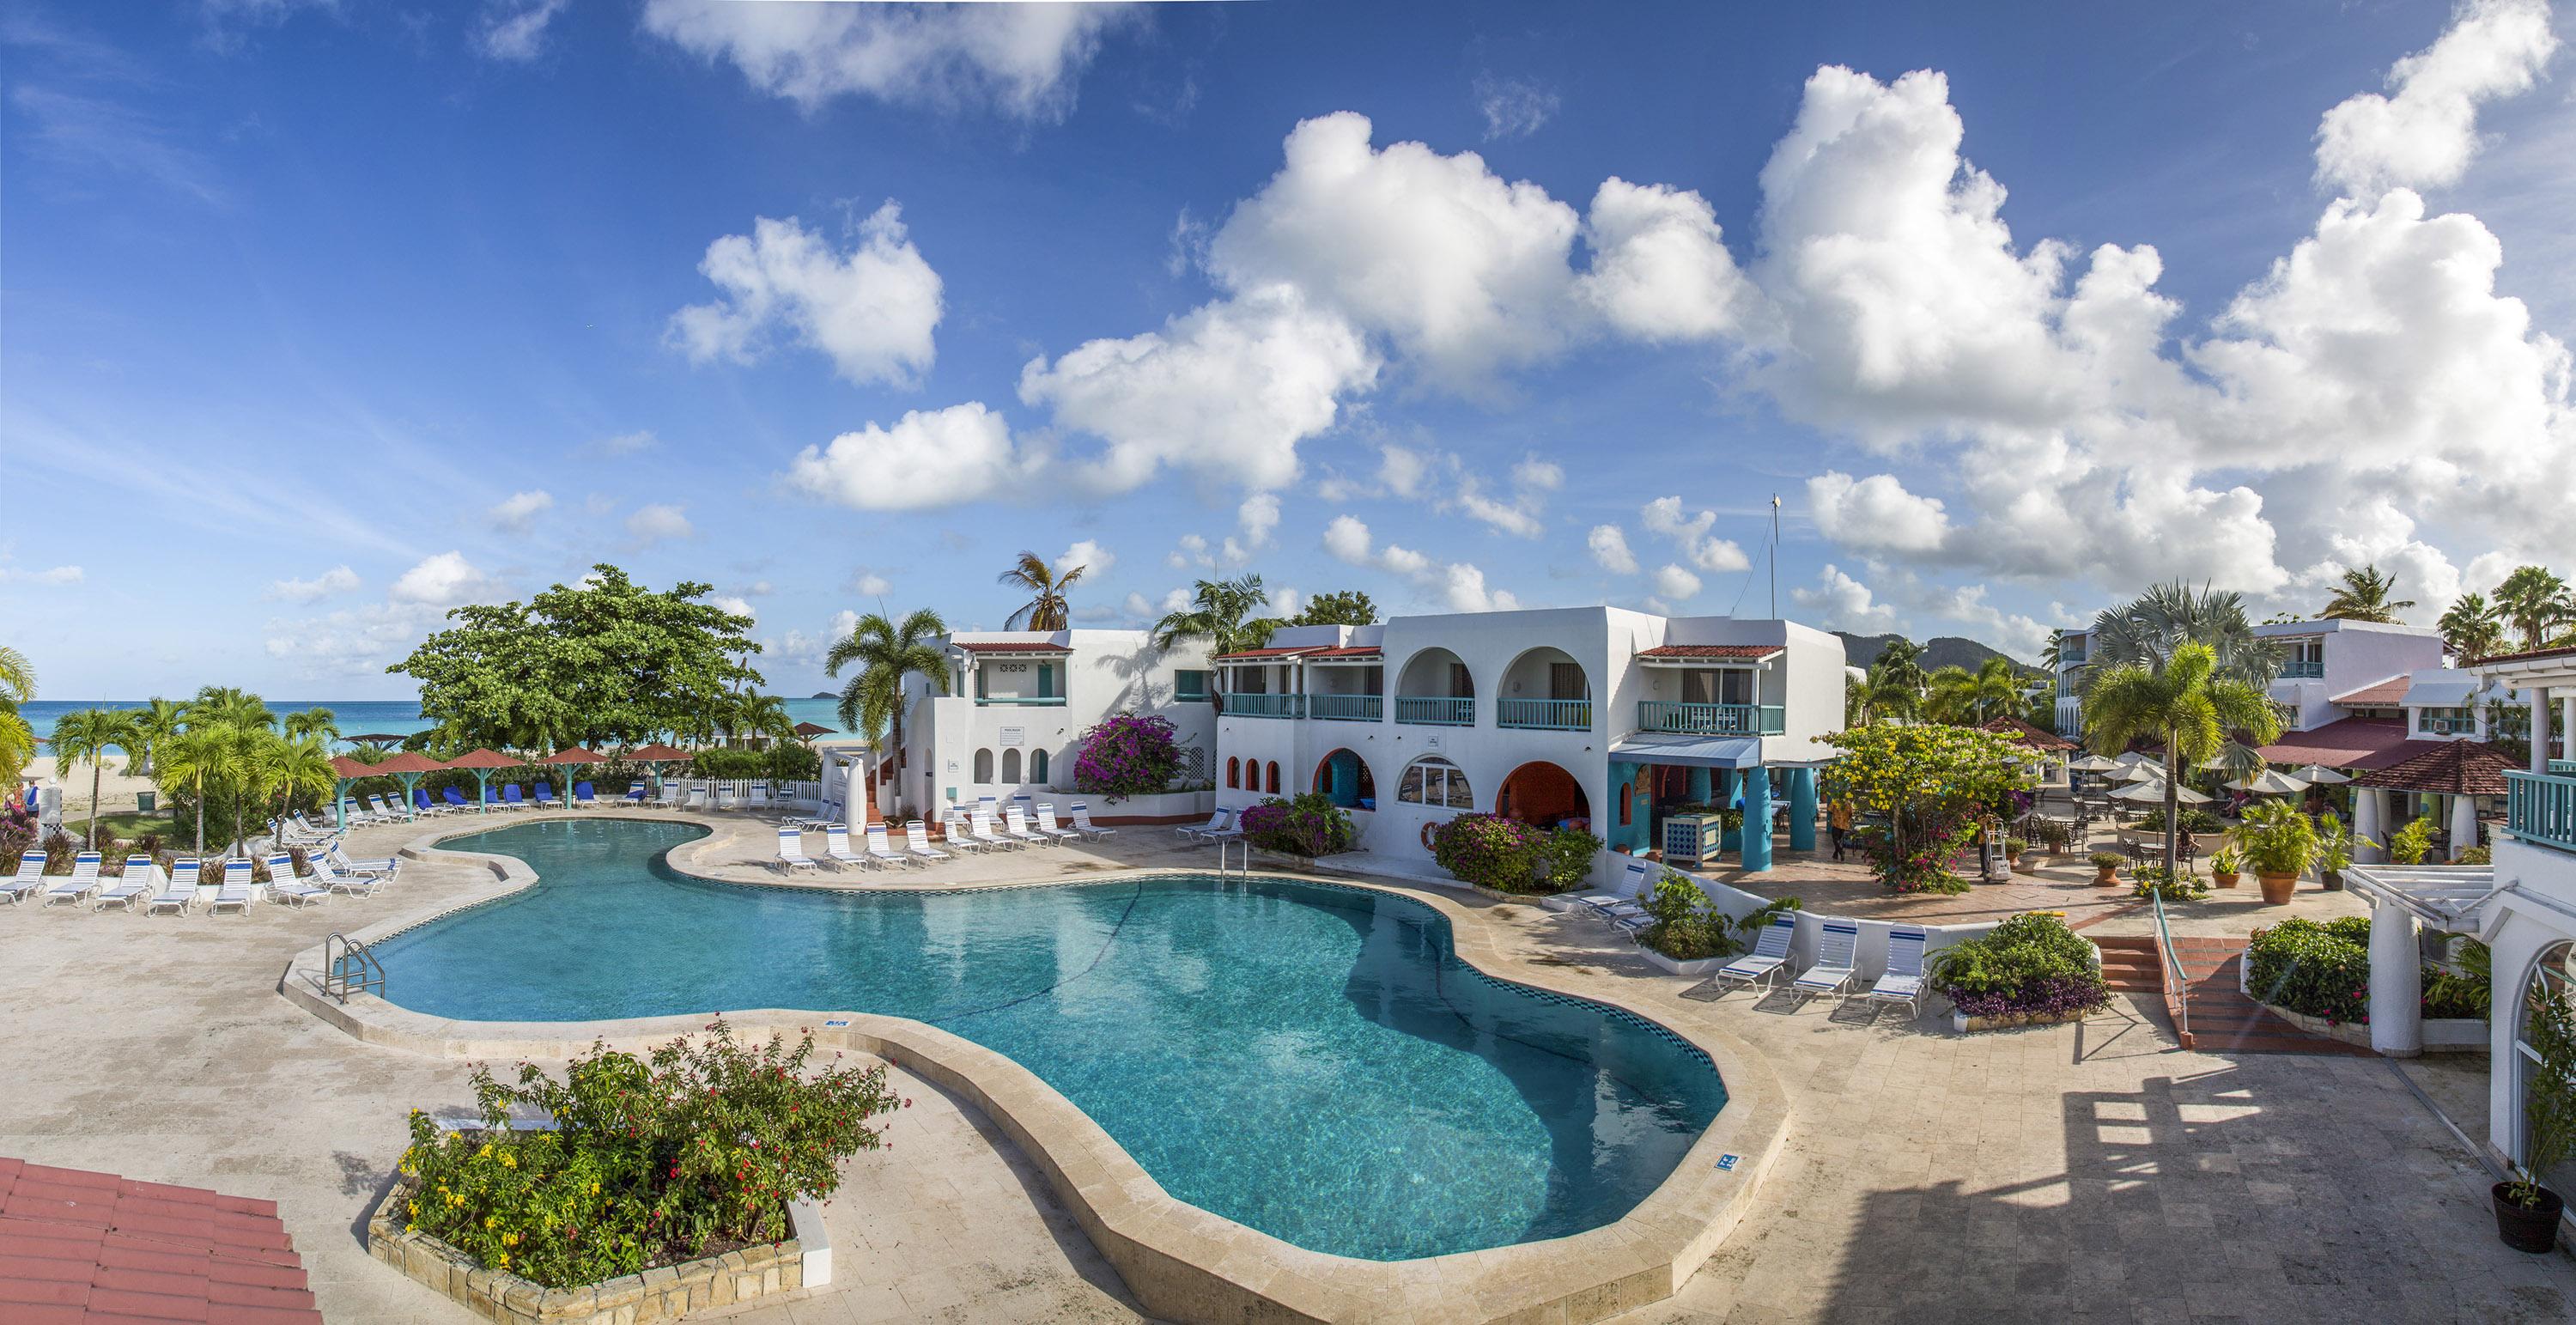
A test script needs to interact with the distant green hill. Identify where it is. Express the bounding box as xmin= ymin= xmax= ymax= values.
xmin=1833 ymin=631 xmax=2044 ymax=677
